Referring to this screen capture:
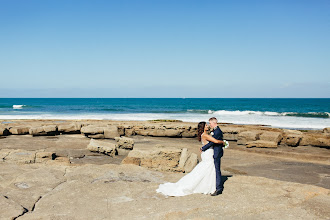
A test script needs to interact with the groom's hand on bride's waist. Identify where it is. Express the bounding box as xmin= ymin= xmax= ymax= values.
xmin=199 ymin=148 xmax=203 ymax=153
